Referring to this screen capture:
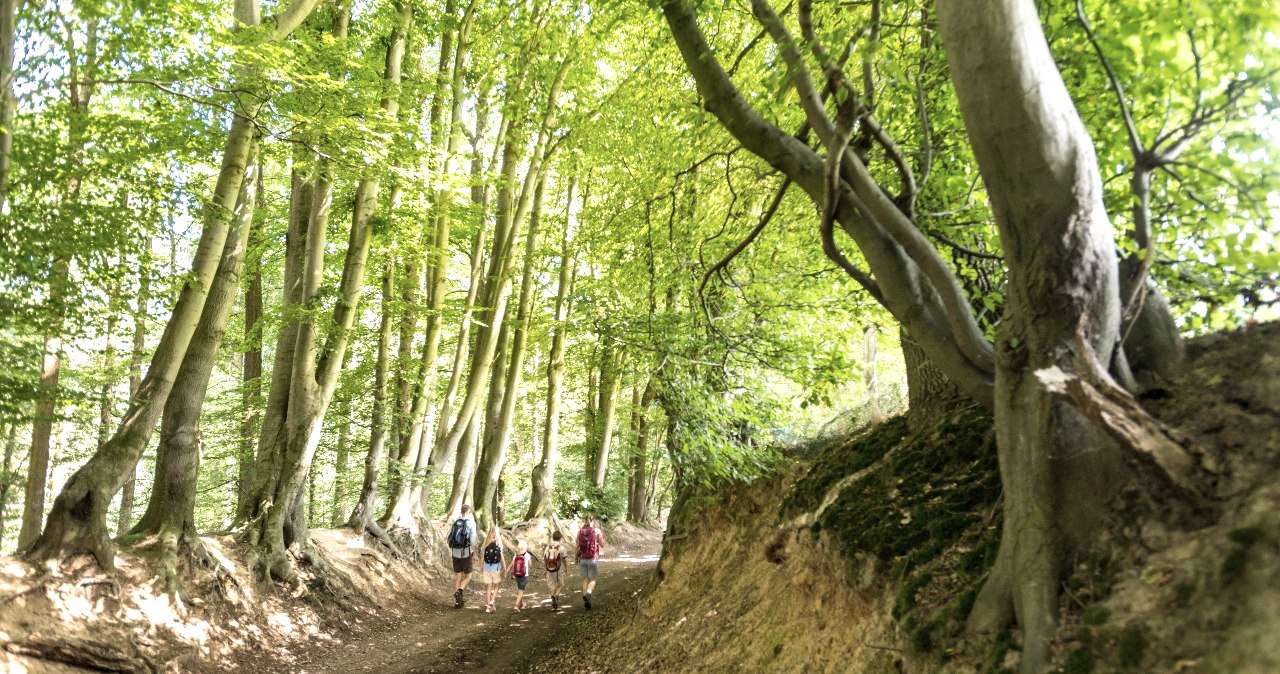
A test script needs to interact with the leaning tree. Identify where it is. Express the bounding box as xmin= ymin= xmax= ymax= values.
xmin=657 ymin=0 xmax=1234 ymax=668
